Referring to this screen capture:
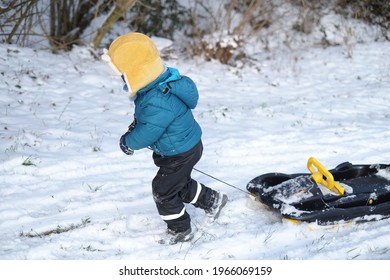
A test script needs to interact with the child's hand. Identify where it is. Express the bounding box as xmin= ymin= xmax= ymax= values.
xmin=119 ymin=133 xmax=134 ymax=155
